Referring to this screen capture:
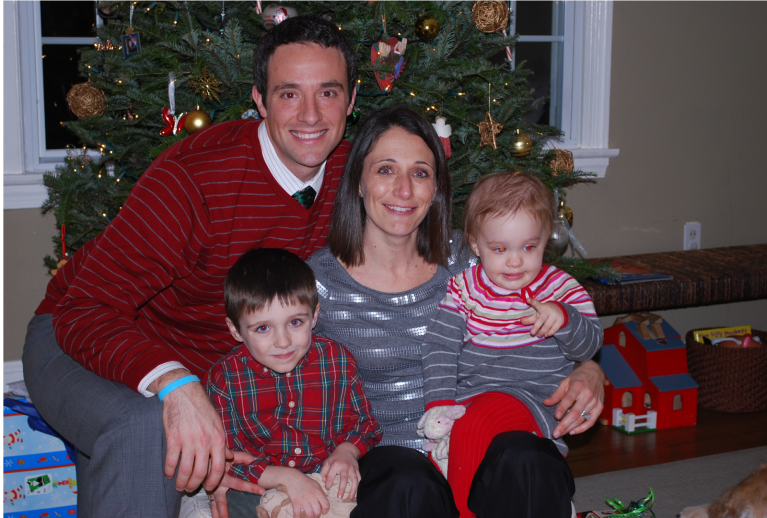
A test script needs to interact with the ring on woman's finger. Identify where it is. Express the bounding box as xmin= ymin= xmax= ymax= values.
xmin=208 ymin=496 xmax=216 ymax=502
xmin=580 ymin=410 xmax=592 ymax=420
